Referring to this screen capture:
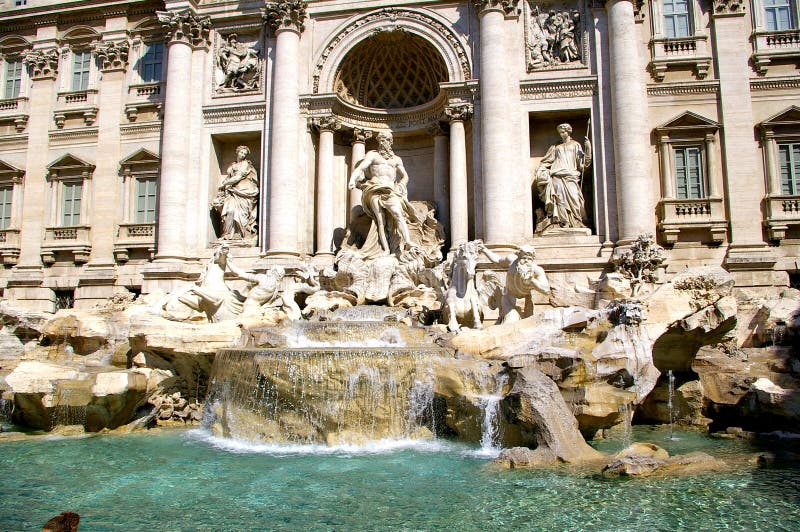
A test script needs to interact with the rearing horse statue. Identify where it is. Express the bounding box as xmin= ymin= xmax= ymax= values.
xmin=442 ymin=240 xmax=501 ymax=332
